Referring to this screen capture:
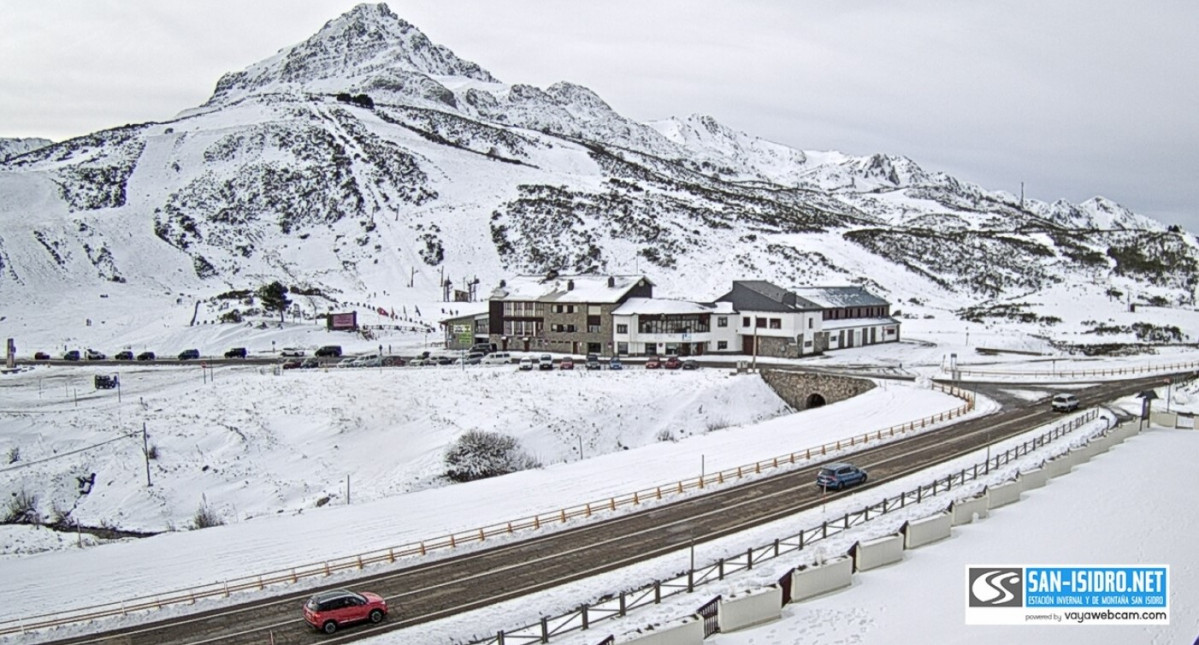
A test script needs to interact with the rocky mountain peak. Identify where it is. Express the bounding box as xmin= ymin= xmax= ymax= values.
xmin=205 ymin=2 xmax=497 ymax=105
